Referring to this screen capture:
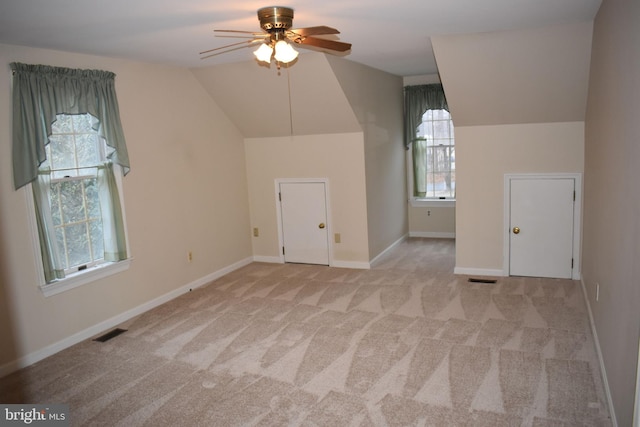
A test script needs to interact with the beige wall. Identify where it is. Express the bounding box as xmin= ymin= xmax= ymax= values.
xmin=583 ymin=0 xmax=640 ymax=424
xmin=327 ymin=56 xmax=407 ymax=259
xmin=244 ymin=133 xmax=369 ymax=265
xmin=244 ymin=57 xmax=405 ymax=267
xmin=409 ymin=206 xmax=456 ymax=238
xmin=454 ymin=122 xmax=584 ymax=273
xmin=433 ymin=22 xmax=593 ymax=127
xmin=0 ymin=44 xmax=252 ymax=369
